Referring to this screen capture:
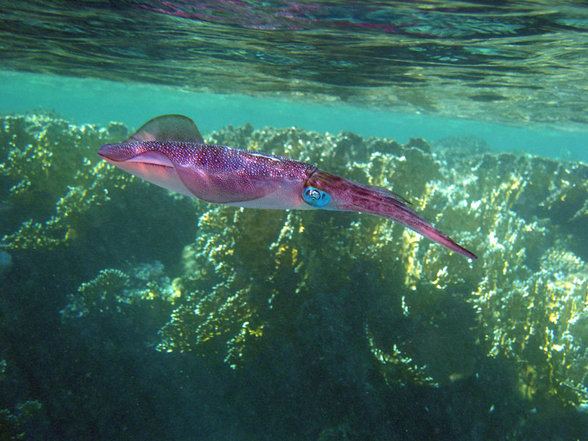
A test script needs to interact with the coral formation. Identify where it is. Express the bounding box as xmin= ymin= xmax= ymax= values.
xmin=114 ymin=121 xmax=588 ymax=406
xmin=0 ymin=112 xmax=131 ymax=250
xmin=0 ymin=112 xmax=199 ymax=271
xmin=1 ymin=112 xmax=587 ymax=439
xmin=61 ymin=263 xmax=180 ymax=319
